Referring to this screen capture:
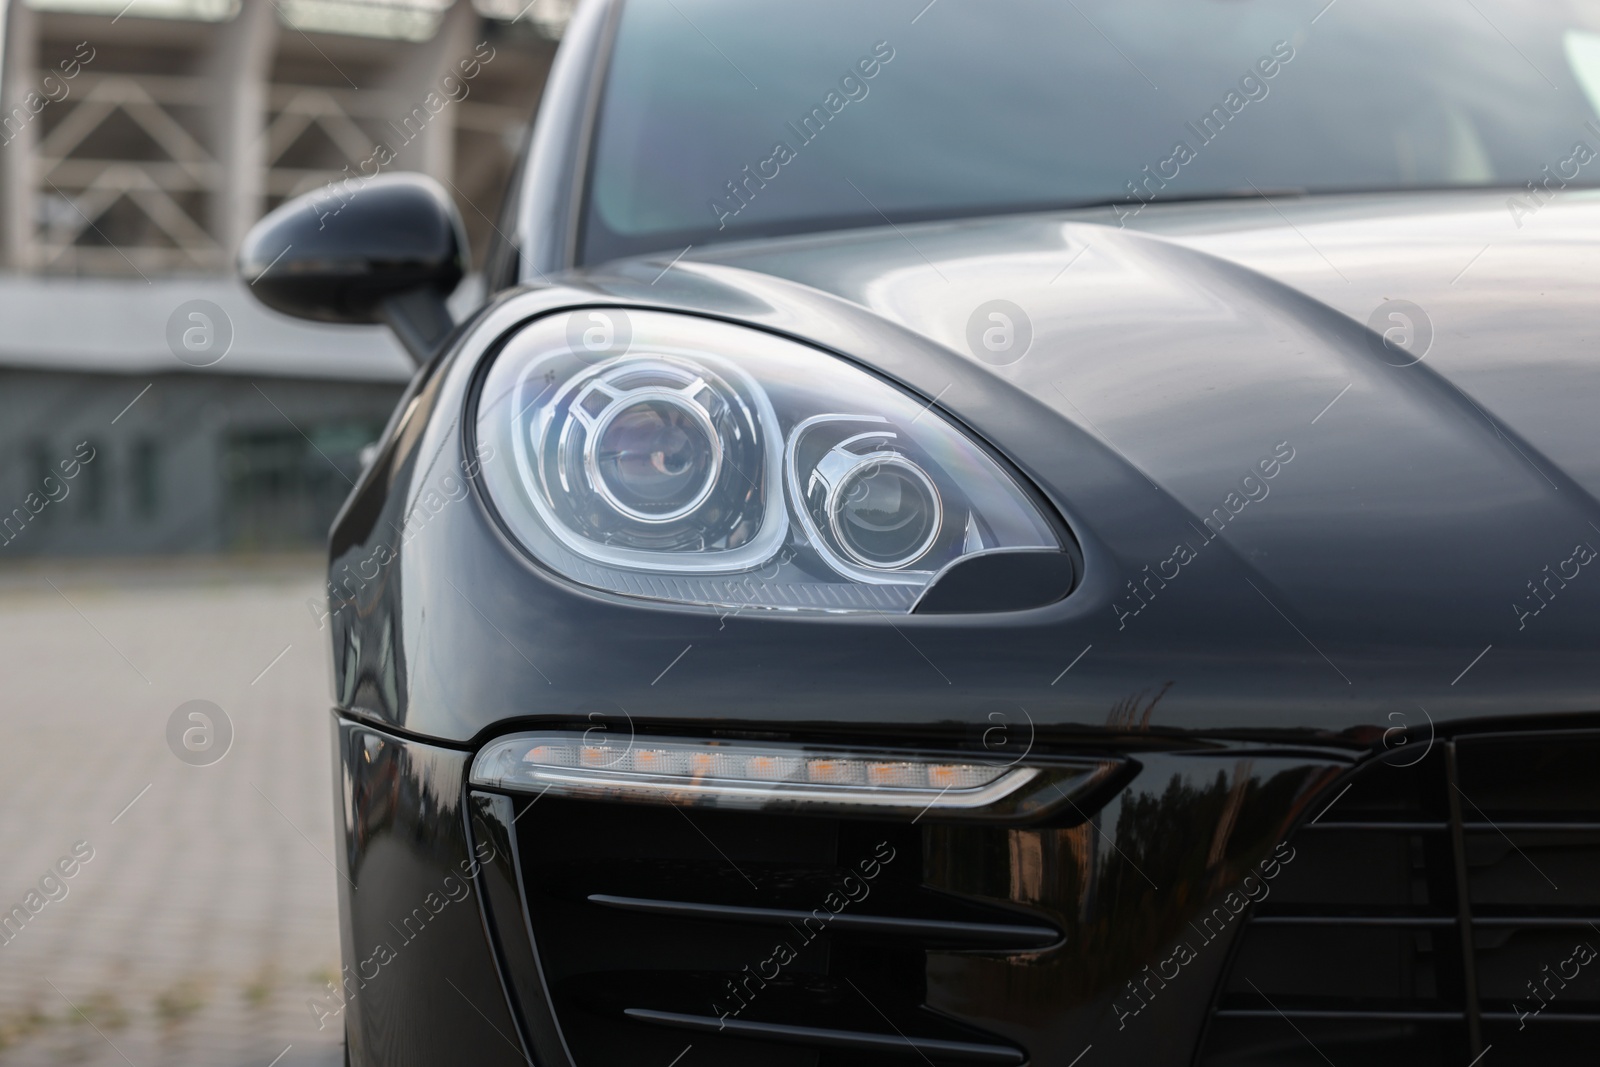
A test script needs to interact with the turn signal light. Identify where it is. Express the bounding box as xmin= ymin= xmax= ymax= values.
xmin=470 ymin=732 xmax=1123 ymax=821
